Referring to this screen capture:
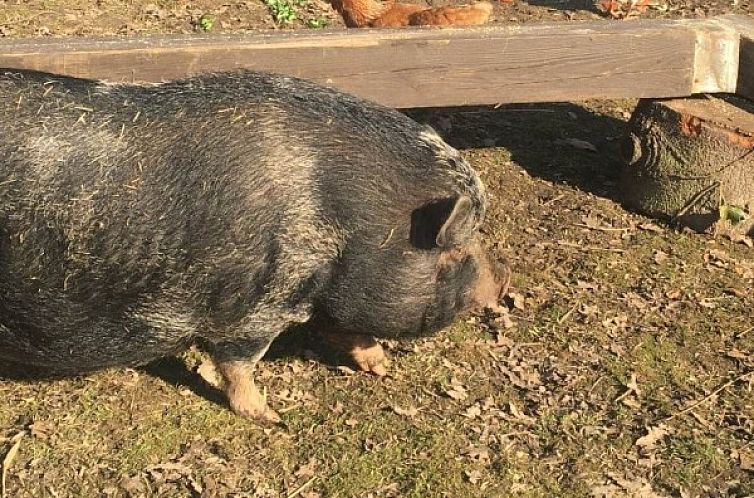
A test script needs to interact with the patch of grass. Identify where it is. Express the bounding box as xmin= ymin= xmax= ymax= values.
xmin=444 ymin=319 xmax=478 ymax=344
xmin=198 ymin=15 xmax=214 ymax=31
xmin=660 ymin=436 xmax=727 ymax=489
xmin=306 ymin=17 xmax=329 ymax=28
xmin=315 ymin=422 xmax=504 ymax=497
xmin=265 ymin=0 xmax=306 ymax=24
